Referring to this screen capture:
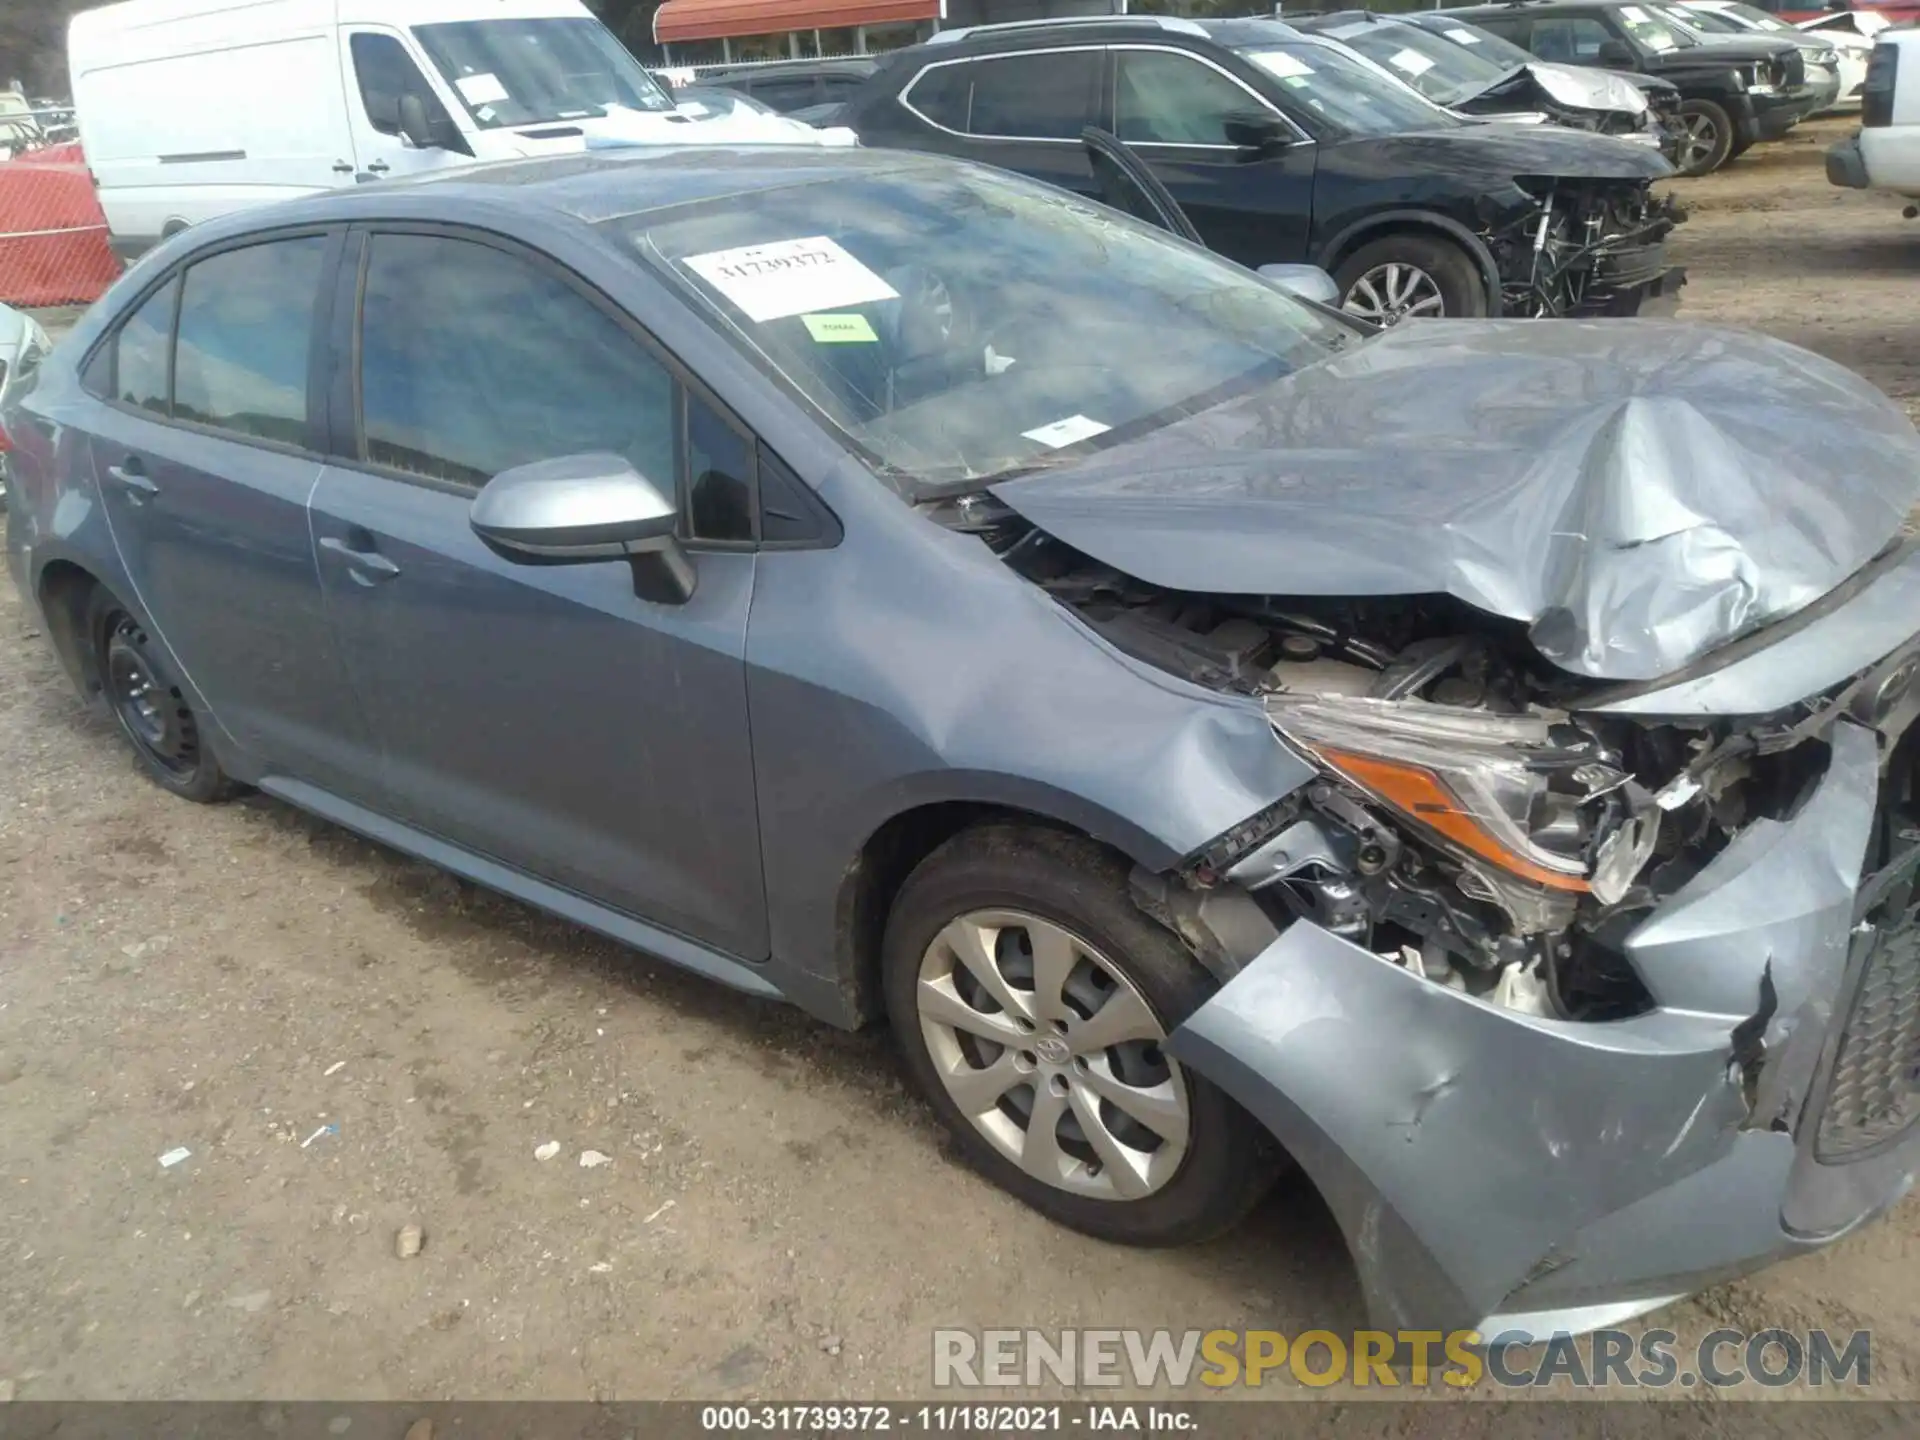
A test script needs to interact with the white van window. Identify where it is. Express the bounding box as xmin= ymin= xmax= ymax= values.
xmin=350 ymin=33 xmax=456 ymax=138
xmin=412 ymin=17 xmax=675 ymax=129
